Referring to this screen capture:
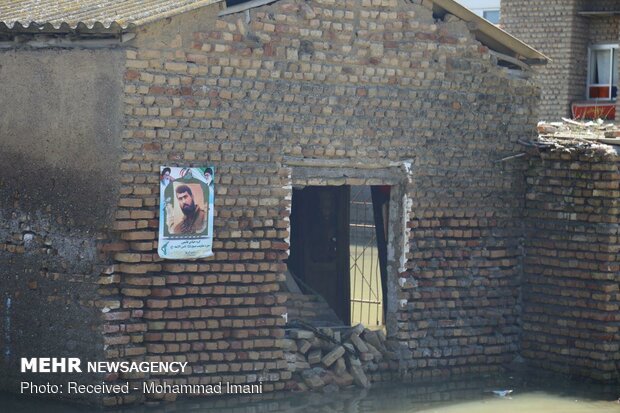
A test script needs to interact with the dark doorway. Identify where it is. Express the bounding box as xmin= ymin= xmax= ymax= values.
xmin=288 ymin=185 xmax=389 ymax=327
xmin=288 ymin=186 xmax=351 ymax=323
